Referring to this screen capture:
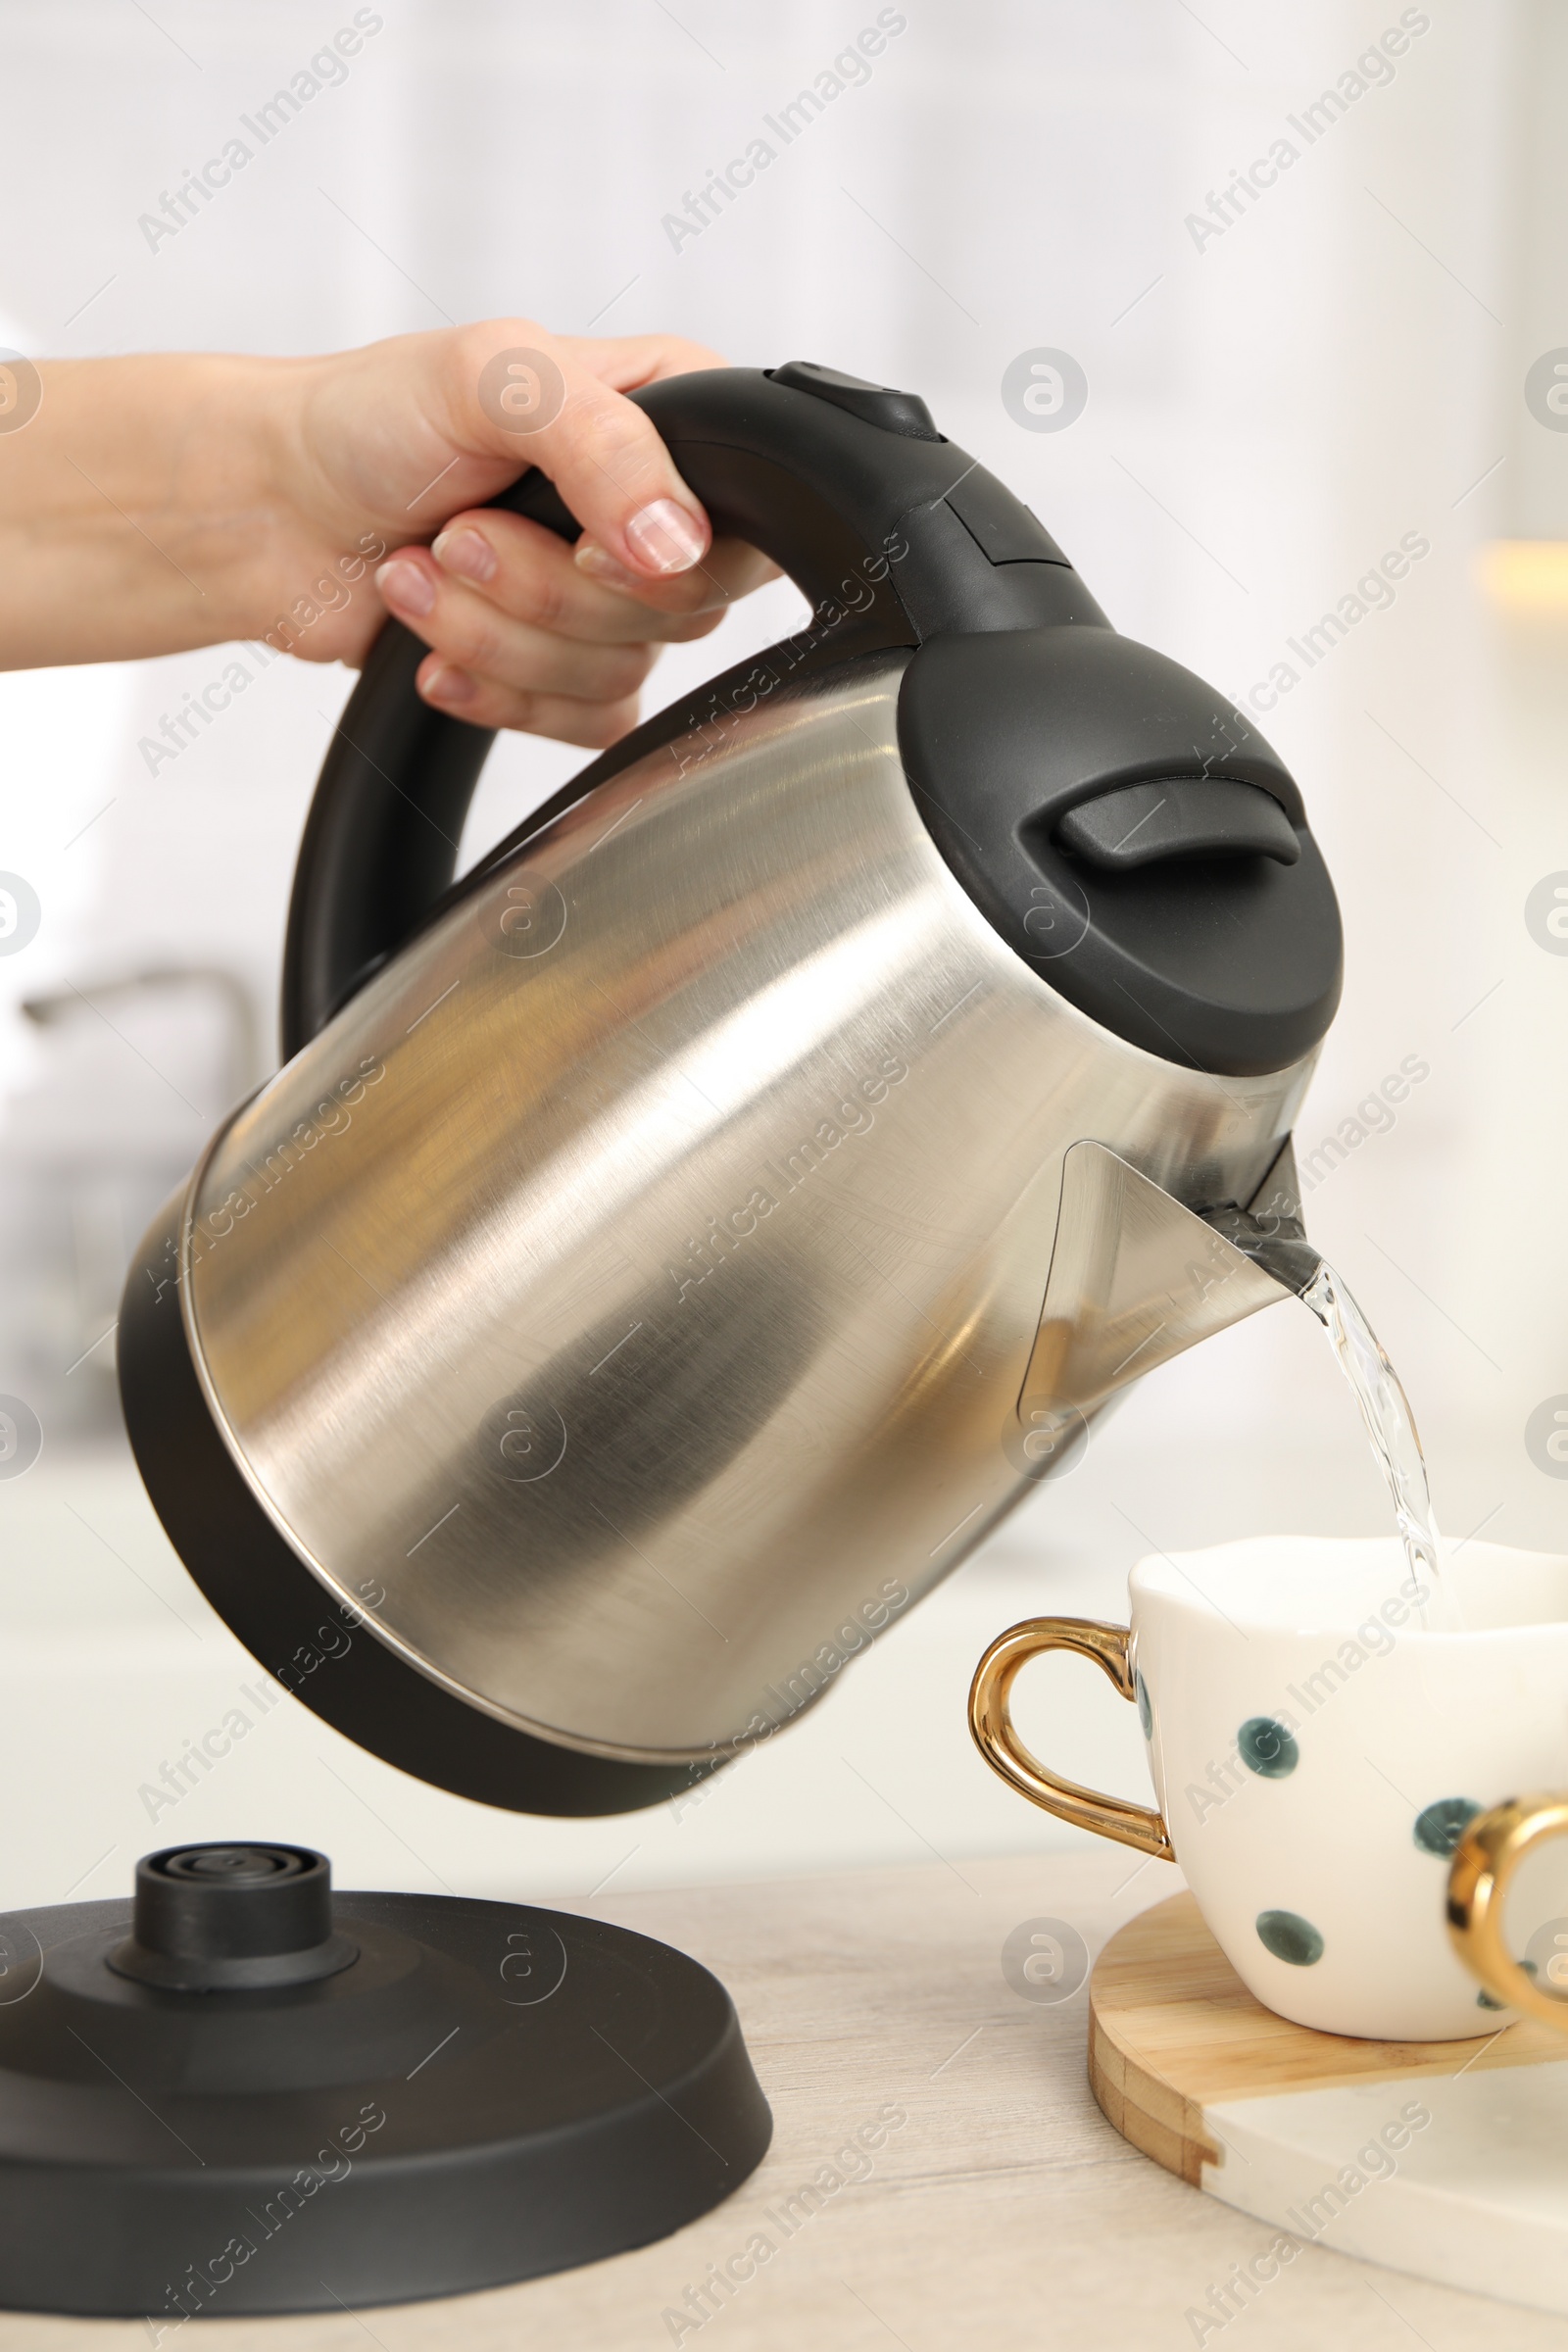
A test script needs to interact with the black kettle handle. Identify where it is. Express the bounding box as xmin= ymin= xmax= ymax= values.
xmin=280 ymin=363 xmax=1094 ymax=1056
